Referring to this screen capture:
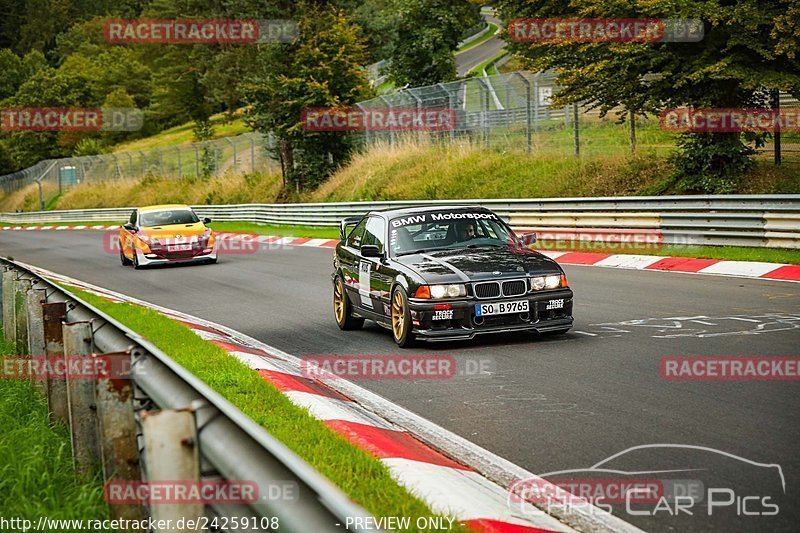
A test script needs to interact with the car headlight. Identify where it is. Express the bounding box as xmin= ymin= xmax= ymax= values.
xmin=531 ymin=274 xmax=565 ymax=290
xmin=545 ymin=274 xmax=561 ymax=289
xmin=530 ymin=276 xmax=546 ymax=290
xmin=416 ymin=284 xmax=466 ymax=299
